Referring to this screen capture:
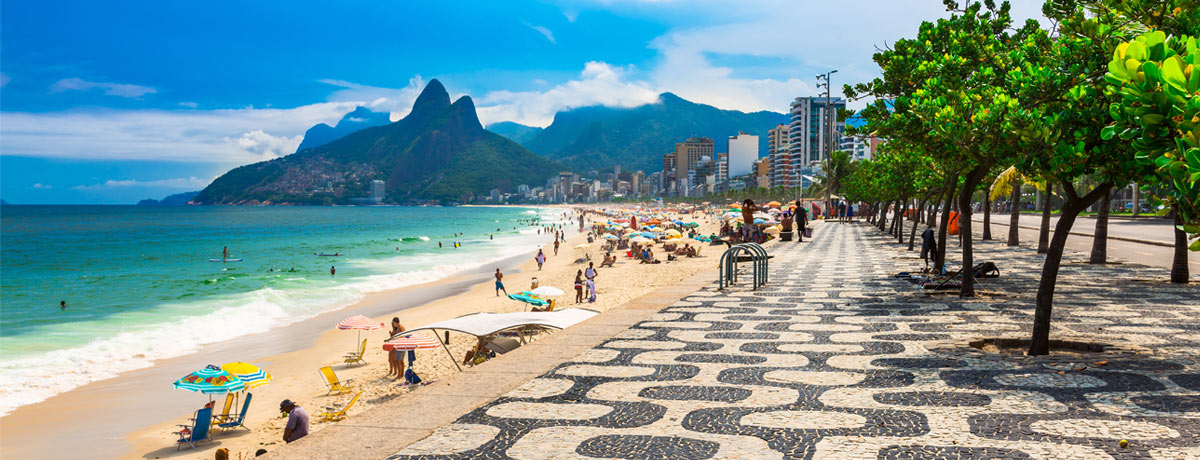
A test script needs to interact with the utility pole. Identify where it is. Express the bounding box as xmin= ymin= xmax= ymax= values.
xmin=816 ymin=69 xmax=838 ymax=218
